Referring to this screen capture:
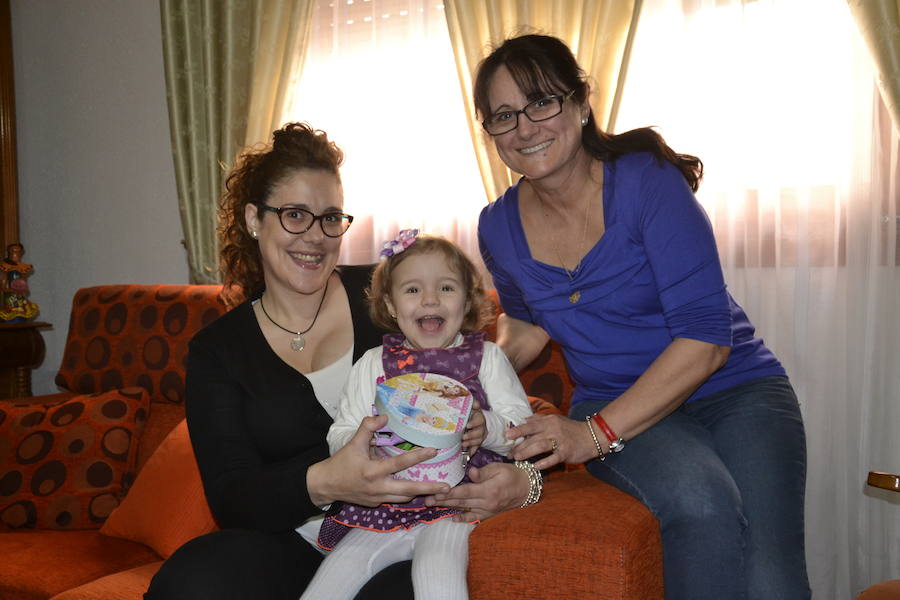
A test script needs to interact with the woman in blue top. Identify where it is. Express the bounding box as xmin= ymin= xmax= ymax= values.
xmin=471 ymin=34 xmax=809 ymax=599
